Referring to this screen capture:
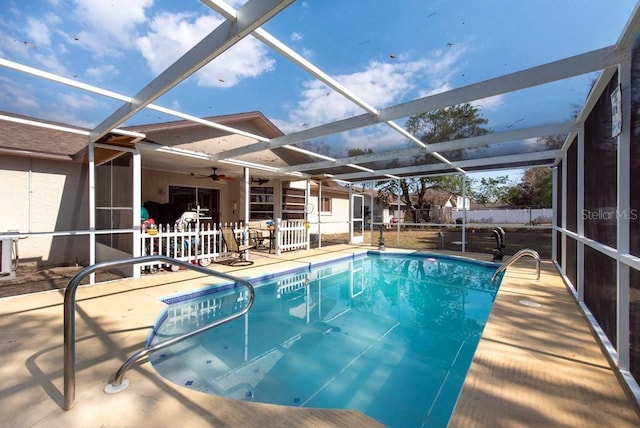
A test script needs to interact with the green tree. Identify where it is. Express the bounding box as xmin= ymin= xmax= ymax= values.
xmin=472 ymin=176 xmax=512 ymax=204
xmin=377 ymin=104 xmax=490 ymax=221
xmin=504 ymin=167 xmax=553 ymax=207
xmin=406 ymin=103 xmax=491 ymax=154
xmin=347 ymin=147 xmax=374 ymax=156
